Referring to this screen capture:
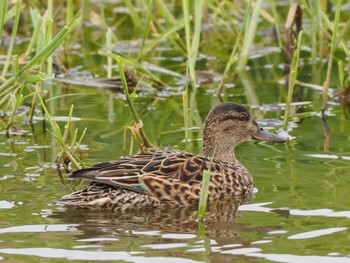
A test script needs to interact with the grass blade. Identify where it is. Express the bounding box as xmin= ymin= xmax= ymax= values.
xmin=197 ymin=152 xmax=215 ymax=221
xmin=2 ymin=0 xmax=21 ymax=77
xmin=283 ymin=31 xmax=303 ymax=130
xmin=217 ymin=3 xmax=251 ymax=97
xmin=0 ymin=14 xmax=81 ymax=95
xmin=139 ymin=0 xmax=153 ymax=59
xmin=0 ymin=0 xmax=8 ymax=45
xmin=320 ymin=0 xmax=341 ymax=114
xmin=237 ymin=0 xmax=263 ymax=71
xmin=115 ymin=56 xmax=154 ymax=149
xmin=106 ymin=27 xmax=113 ymax=78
